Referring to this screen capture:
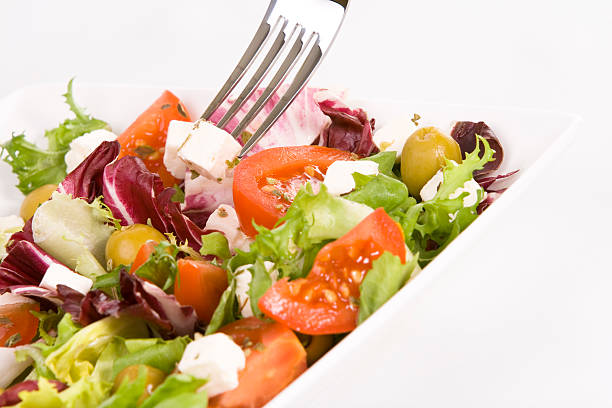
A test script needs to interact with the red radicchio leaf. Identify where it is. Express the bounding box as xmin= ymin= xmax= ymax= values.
xmin=314 ymin=91 xmax=378 ymax=157
xmin=102 ymin=156 xmax=205 ymax=250
xmin=0 ymin=241 xmax=62 ymax=288
xmin=6 ymin=219 xmax=34 ymax=252
xmin=477 ymin=190 xmax=505 ymax=214
xmin=475 ymin=170 xmax=520 ymax=191
xmin=0 ymin=380 xmax=67 ymax=407
xmin=451 ymin=121 xmax=504 ymax=176
xmin=58 ymin=270 xmax=197 ymax=338
xmin=57 ymin=141 xmax=120 ymax=203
